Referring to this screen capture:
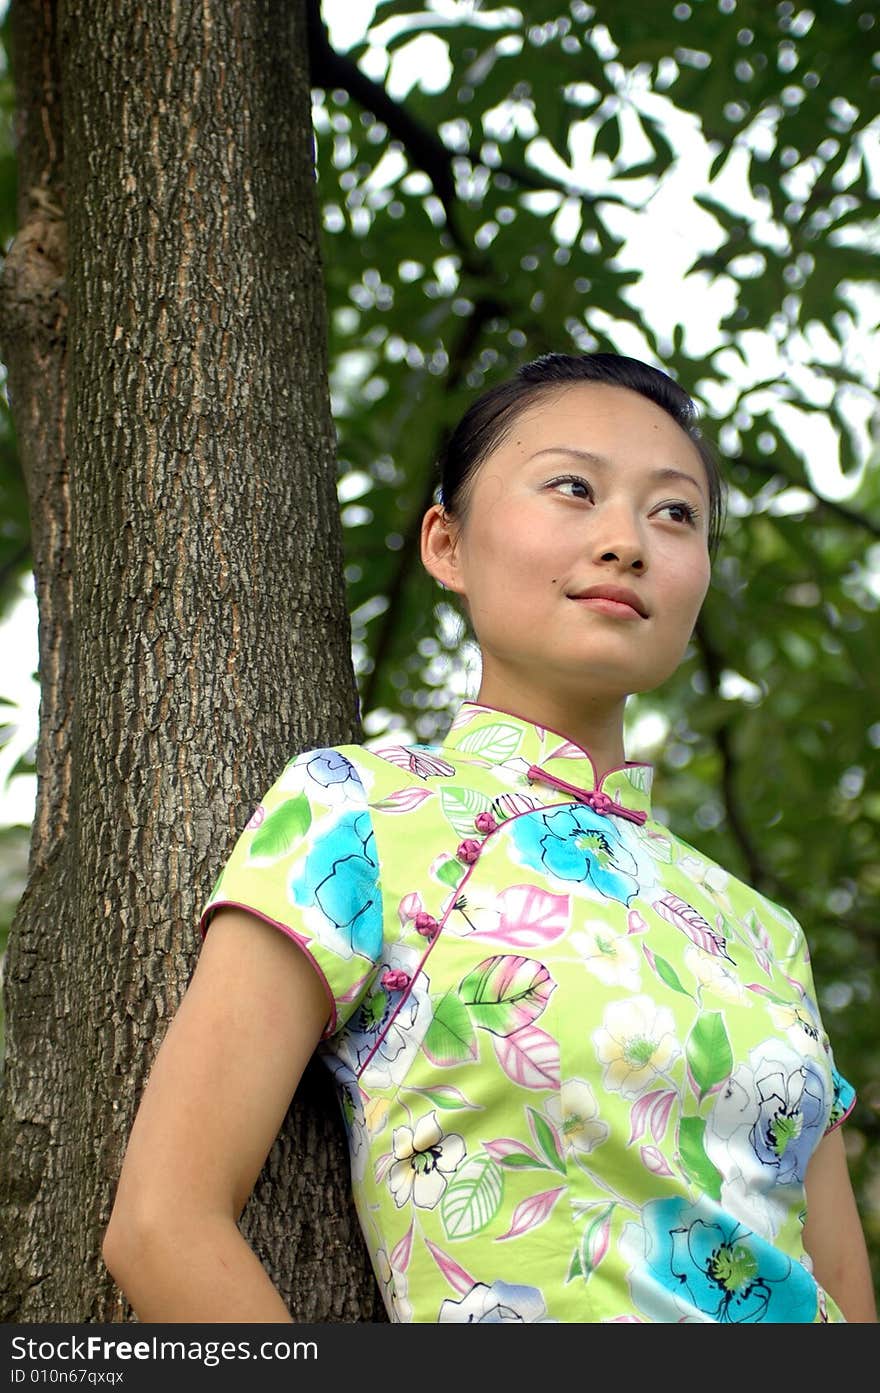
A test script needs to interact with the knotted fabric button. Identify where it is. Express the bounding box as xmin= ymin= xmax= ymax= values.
xmin=474 ymin=811 xmax=498 ymax=835
xmin=586 ymin=790 xmax=614 ymax=816
xmin=457 ymin=838 xmax=482 ymax=864
xmin=414 ymin=911 xmax=439 ymax=939
xmin=380 ymin=968 xmax=410 ymax=992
